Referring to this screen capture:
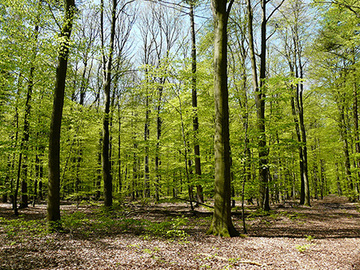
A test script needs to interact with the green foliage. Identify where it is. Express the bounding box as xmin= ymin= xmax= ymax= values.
xmin=145 ymin=216 xmax=189 ymax=240
xmin=59 ymin=208 xmax=189 ymax=241
xmin=1 ymin=0 xmax=359 ymax=223
xmin=295 ymin=243 xmax=315 ymax=253
xmin=0 ymin=216 xmax=47 ymax=242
